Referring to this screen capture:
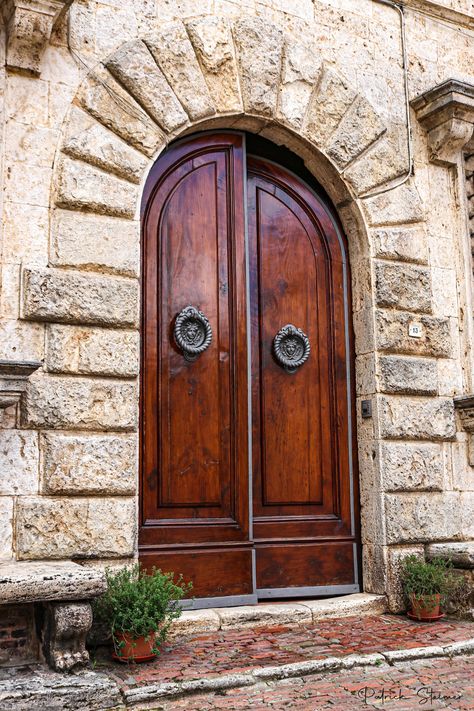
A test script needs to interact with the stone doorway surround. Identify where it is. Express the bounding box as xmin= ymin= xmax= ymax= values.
xmin=7 ymin=13 xmax=473 ymax=613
